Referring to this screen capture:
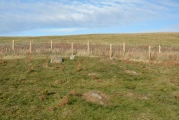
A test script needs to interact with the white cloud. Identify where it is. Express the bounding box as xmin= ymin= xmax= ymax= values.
xmin=41 ymin=28 xmax=86 ymax=33
xmin=0 ymin=0 xmax=179 ymax=35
